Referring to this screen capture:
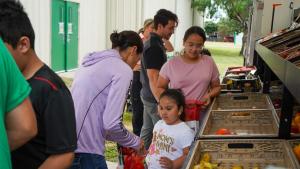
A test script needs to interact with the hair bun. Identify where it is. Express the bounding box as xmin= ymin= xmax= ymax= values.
xmin=109 ymin=30 xmax=143 ymax=53
xmin=110 ymin=31 xmax=120 ymax=45
xmin=110 ymin=30 xmax=127 ymax=47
